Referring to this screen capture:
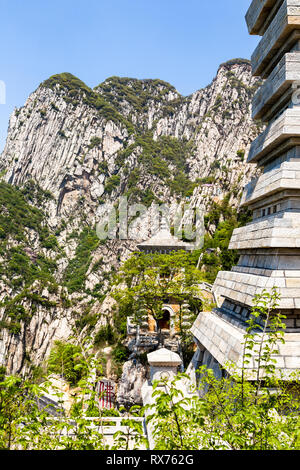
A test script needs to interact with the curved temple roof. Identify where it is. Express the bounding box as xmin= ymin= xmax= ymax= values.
xmin=137 ymin=227 xmax=194 ymax=253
